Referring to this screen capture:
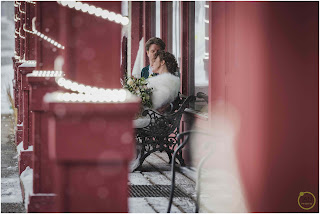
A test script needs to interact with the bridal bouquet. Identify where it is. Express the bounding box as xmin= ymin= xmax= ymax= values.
xmin=122 ymin=76 xmax=153 ymax=108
